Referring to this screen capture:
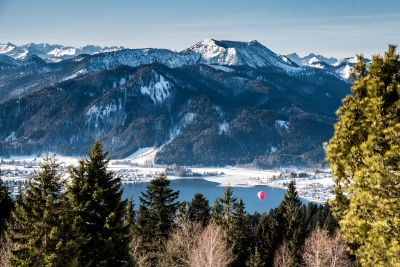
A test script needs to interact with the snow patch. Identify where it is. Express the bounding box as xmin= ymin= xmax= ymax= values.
xmin=335 ymin=64 xmax=353 ymax=80
xmin=275 ymin=120 xmax=289 ymax=129
xmin=218 ymin=121 xmax=229 ymax=135
xmin=85 ymin=103 xmax=117 ymax=128
xmin=208 ymin=65 xmax=234 ymax=72
xmin=140 ymin=75 xmax=171 ymax=103
xmin=125 ymin=147 xmax=154 ymax=159
xmin=60 ymin=69 xmax=86 ymax=82
xmin=119 ymin=77 xmax=126 ymax=86
xmin=183 ymin=113 xmax=195 ymax=125
xmin=5 ymin=132 xmax=16 ymax=142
